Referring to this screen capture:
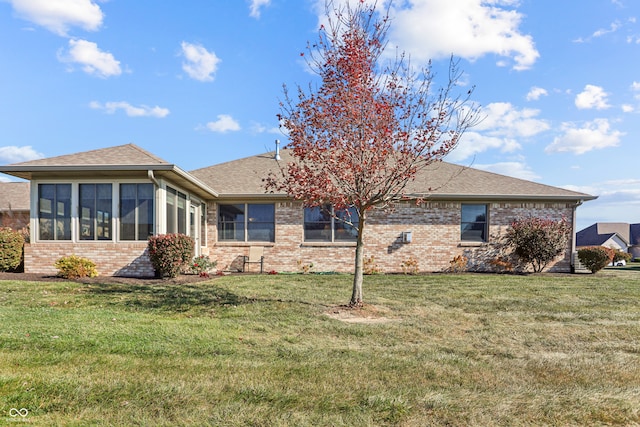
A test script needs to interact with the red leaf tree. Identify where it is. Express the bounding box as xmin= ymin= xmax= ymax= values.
xmin=266 ymin=0 xmax=480 ymax=306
